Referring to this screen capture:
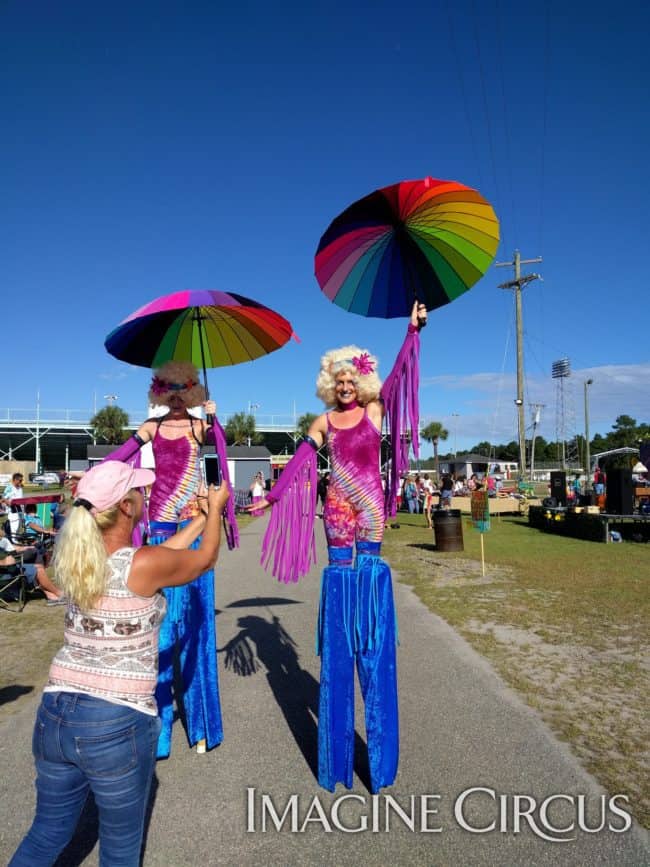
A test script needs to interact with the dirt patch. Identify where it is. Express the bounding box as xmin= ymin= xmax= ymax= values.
xmin=0 ymin=598 xmax=64 ymax=719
